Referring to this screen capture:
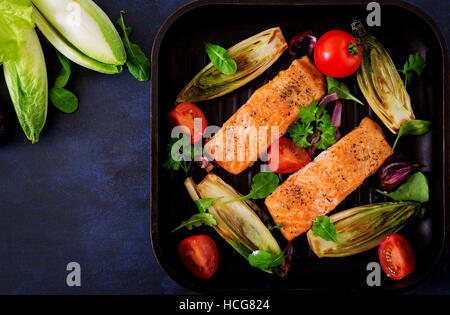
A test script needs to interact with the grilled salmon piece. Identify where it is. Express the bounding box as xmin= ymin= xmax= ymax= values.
xmin=204 ymin=56 xmax=326 ymax=175
xmin=265 ymin=118 xmax=392 ymax=241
